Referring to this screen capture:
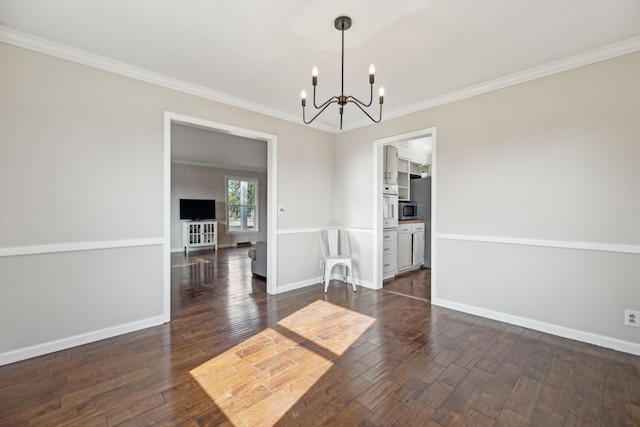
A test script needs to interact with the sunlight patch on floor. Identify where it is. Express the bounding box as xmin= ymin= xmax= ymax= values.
xmin=171 ymin=257 xmax=211 ymax=268
xmin=189 ymin=299 xmax=376 ymax=426
xmin=277 ymin=299 xmax=376 ymax=356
